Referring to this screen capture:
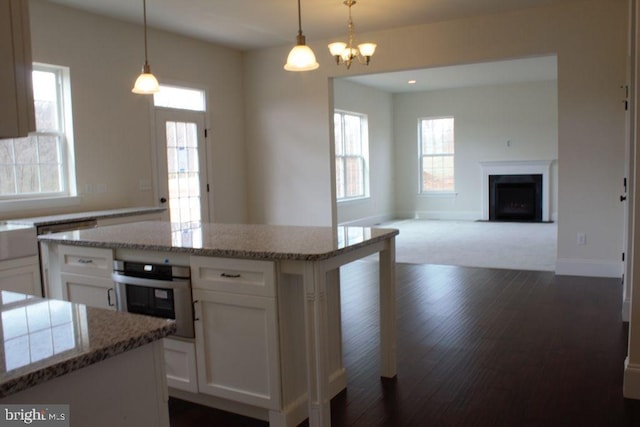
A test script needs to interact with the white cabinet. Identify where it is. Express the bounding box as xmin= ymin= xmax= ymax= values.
xmin=0 ymin=256 xmax=41 ymax=296
xmin=0 ymin=0 xmax=35 ymax=138
xmin=56 ymin=245 xmax=115 ymax=310
xmin=164 ymin=338 xmax=198 ymax=393
xmin=60 ymin=273 xmax=116 ymax=310
xmin=191 ymin=256 xmax=281 ymax=410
